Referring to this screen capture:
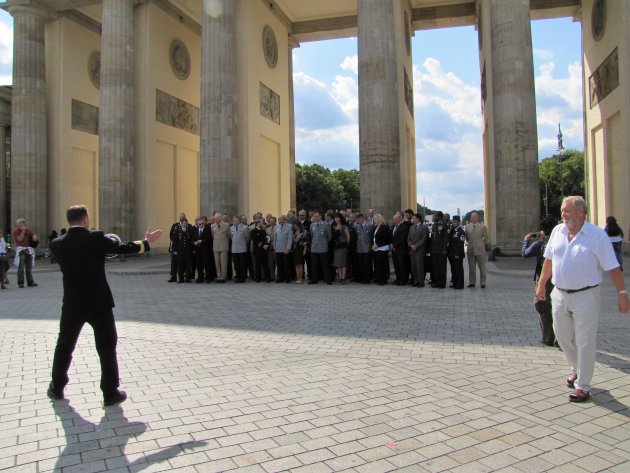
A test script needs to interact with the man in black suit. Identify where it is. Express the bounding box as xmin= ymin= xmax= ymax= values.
xmin=48 ymin=205 xmax=162 ymax=406
xmin=390 ymin=211 xmax=411 ymax=285
xmin=193 ymin=216 xmax=214 ymax=283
